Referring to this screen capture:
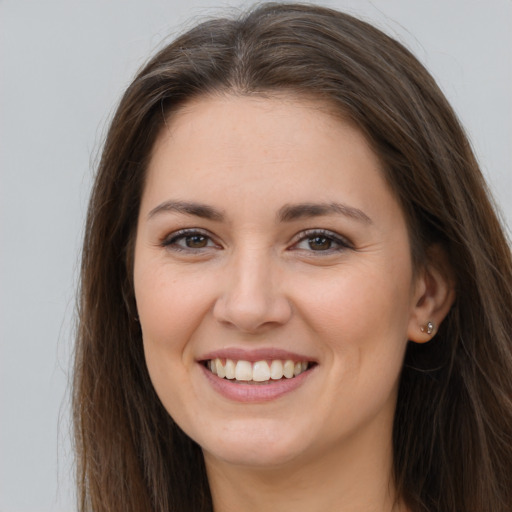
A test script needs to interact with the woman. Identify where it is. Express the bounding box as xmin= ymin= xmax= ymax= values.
xmin=73 ymin=3 xmax=512 ymax=511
